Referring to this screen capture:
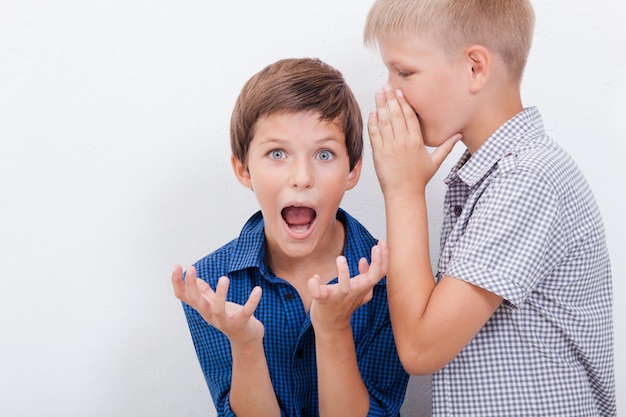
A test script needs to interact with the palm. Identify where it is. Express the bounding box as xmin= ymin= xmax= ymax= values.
xmin=172 ymin=265 xmax=264 ymax=346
